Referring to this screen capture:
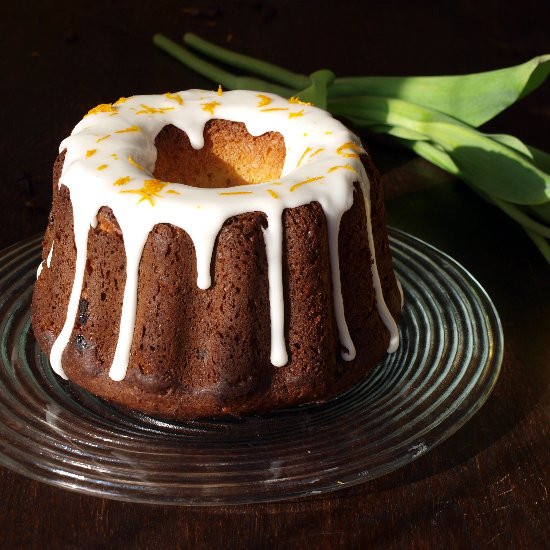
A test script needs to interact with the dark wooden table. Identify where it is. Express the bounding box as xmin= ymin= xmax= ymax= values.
xmin=2 ymin=1 xmax=549 ymax=548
